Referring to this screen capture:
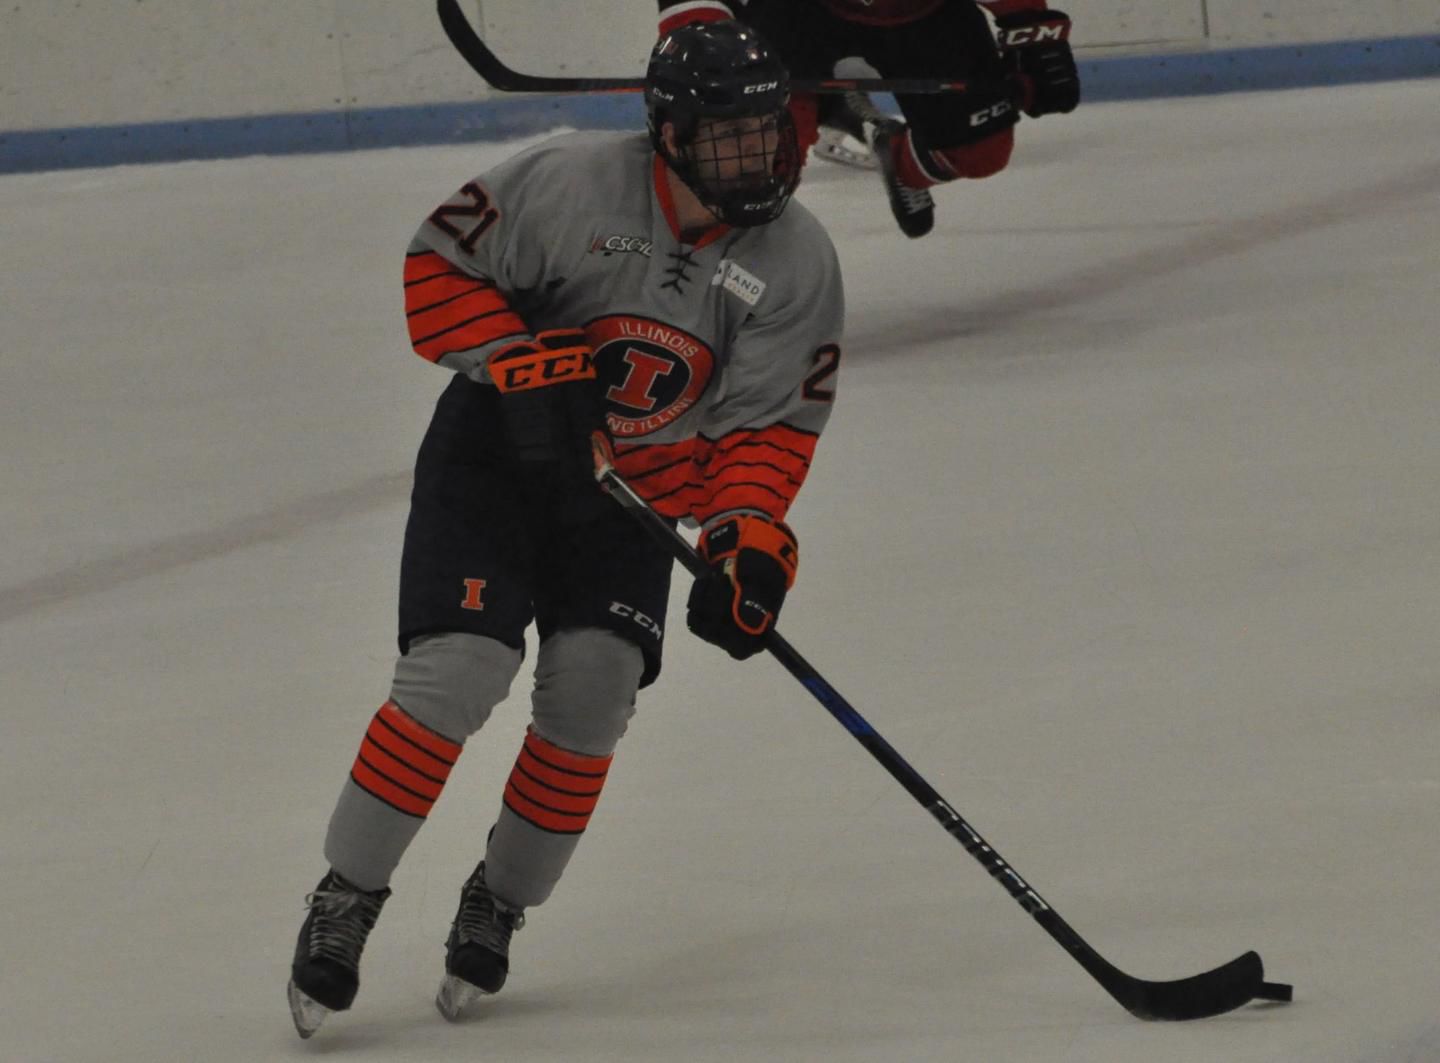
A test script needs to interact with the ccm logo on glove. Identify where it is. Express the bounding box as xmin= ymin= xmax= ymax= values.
xmin=489 ymin=328 xmax=596 ymax=392
xmin=996 ymin=21 xmax=1071 ymax=46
